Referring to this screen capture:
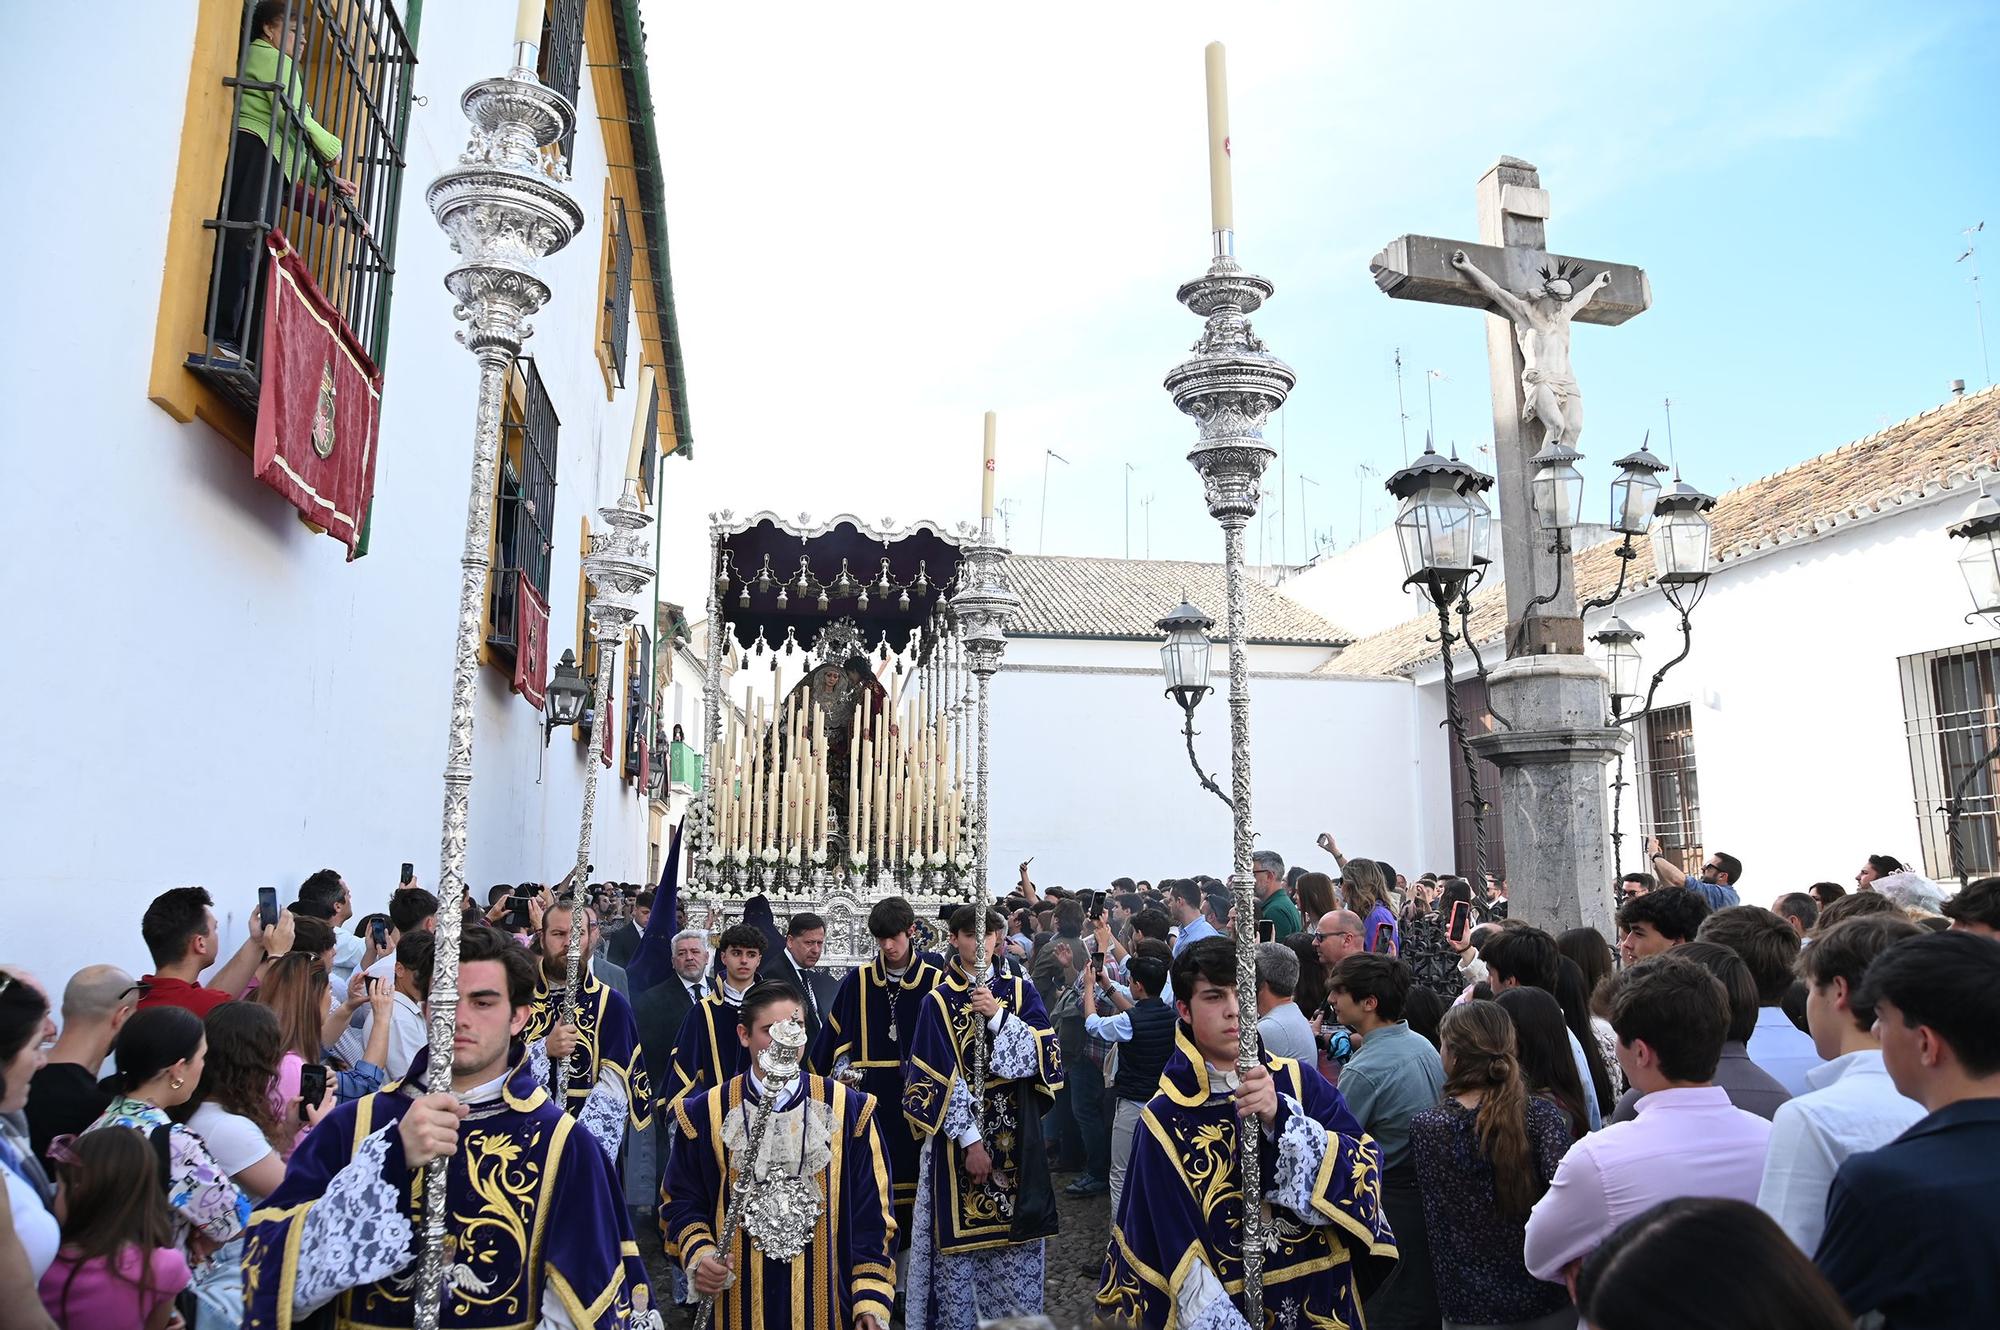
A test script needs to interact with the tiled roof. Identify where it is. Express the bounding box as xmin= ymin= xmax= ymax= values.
xmin=1332 ymin=386 xmax=2000 ymax=677
xmin=1006 ymin=555 xmax=1354 ymax=647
